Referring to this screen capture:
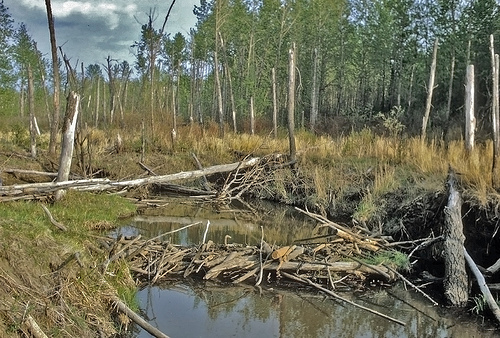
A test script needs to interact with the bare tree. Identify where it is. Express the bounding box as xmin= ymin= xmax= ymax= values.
xmin=27 ymin=64 xmax=36 ymax=158
xmin=288 ymin=43 xmax=297 ymax=165
xmin=421 ymin=38 xmax=438 ymax=139
xmin=44 ymin=0 xmax=61 ymax=157
xmin=464 ymin=64 xmax=475 ymax=153
xmin=491 ymin=34 xmax=500 ymax=188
